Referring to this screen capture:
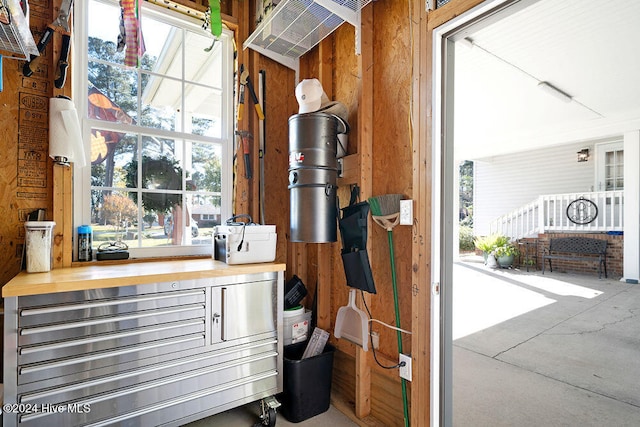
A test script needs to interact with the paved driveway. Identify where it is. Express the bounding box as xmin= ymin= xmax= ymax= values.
xmin=453 ymin=257 xmax=640 ymax=426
